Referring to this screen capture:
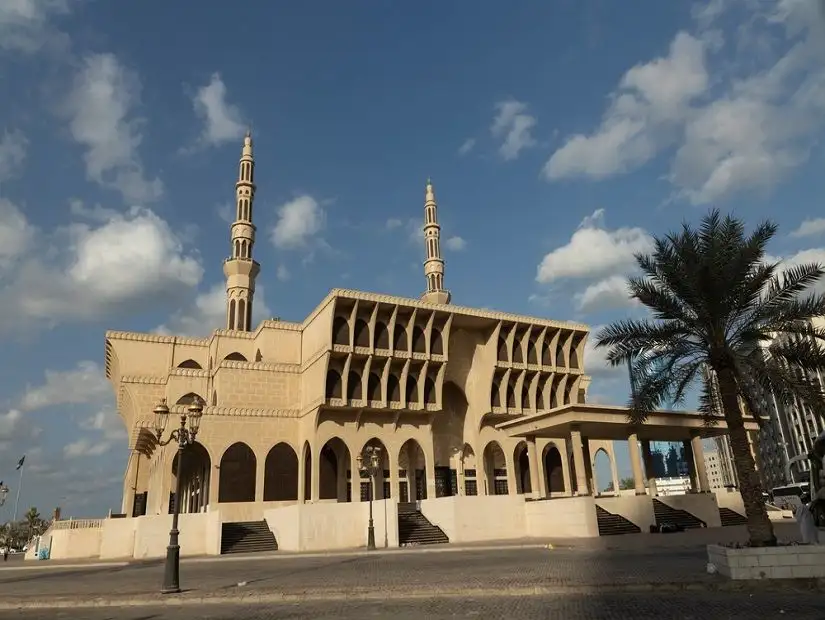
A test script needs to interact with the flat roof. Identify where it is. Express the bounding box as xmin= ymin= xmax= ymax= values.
xmin=496 ymin=403 xmax=758 ymax=441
